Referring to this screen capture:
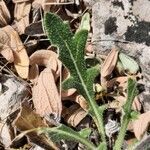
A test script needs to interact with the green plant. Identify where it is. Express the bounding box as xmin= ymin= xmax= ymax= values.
xmin=39 ymin=12 xmax=139 ymax=150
